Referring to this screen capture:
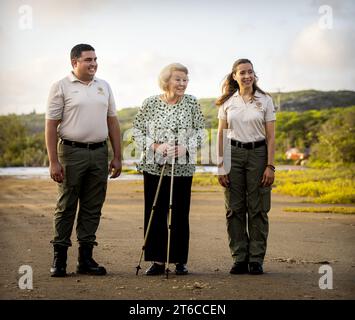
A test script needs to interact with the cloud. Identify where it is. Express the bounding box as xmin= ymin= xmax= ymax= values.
xmin=272 ymin=19 xmax=355 ymax=92
xmin=290 ymin=23 xmax=355 ymax=70
xmin=1 ymin=1 xmax=354 ymax=114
